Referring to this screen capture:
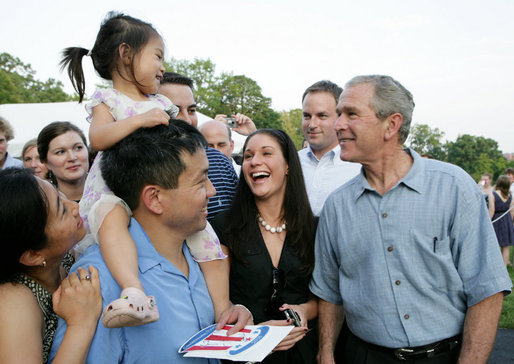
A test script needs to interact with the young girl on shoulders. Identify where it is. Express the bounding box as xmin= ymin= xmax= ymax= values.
xmin=60 ymin=12 xmax=230 ymax=328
